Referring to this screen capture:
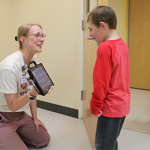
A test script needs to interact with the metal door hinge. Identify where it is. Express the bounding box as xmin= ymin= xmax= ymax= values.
xmin=82 ymin=20 xmax=85 ymax=30
xmin=81 ymin=90 xmax=84 ymax=100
